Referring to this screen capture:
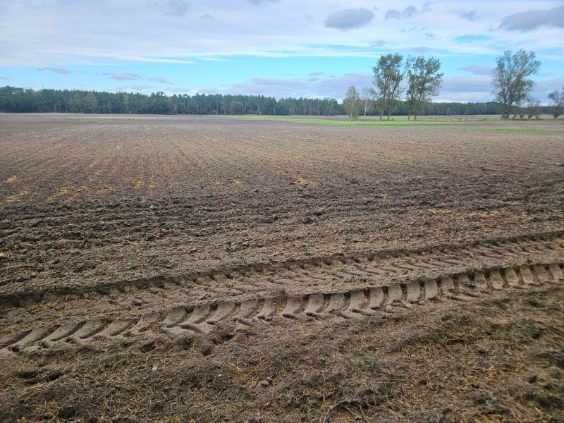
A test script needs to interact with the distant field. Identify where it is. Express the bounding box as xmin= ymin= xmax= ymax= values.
xmin=238 ymin=113 xmax=564 ymax=127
